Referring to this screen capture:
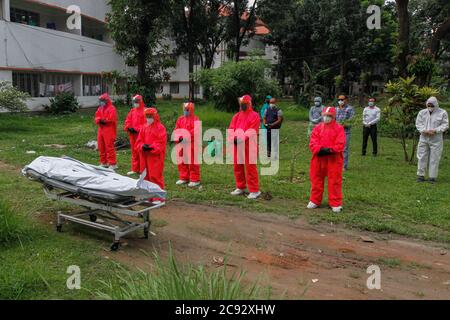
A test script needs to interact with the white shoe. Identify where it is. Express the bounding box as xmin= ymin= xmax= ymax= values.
xmin=247 ymin=191 xmax=261 ymax=200
xmin=100 ymin=163 xmax=109 ymax=168
xmin=127 ymin=171 xmax=137 ymax=176
xmin=109 ymin=165 xmax=118 ymax=170
xmin=307 ymin=201 xmax=319 ymax=209
xmin=230 ymin=188 xmax=246 ymax=196
xmin=332 ymin=206 xmax=343 ymax=213
xmin=176 ymin=180 xmax=188 ymax=185
xmin=188 ymin=182 xmax=201 ymax=188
